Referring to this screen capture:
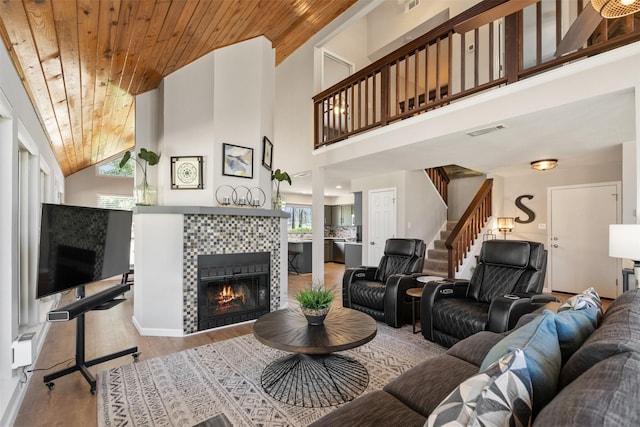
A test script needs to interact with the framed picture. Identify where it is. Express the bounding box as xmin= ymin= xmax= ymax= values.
xmin=222 ymin=143 xmax=253 ymax=178
xmin=171 ymin=156 xmax=204 ymax=189
xmin=262 ymin=136 xmax=273 ymax=170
